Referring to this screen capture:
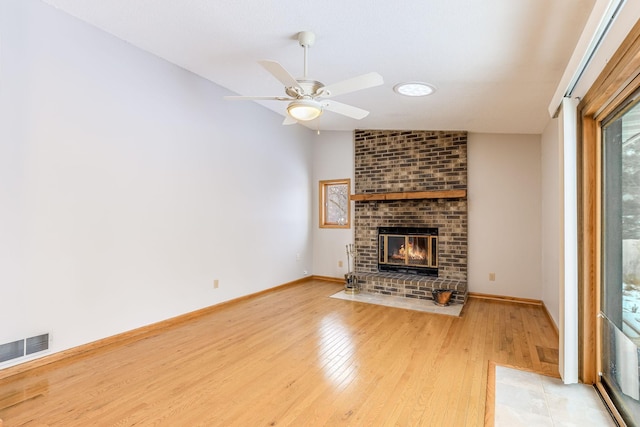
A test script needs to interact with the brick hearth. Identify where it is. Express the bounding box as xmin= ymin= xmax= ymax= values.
xmin=352 ymin=130 xmax=468 ymax=304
